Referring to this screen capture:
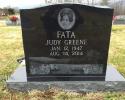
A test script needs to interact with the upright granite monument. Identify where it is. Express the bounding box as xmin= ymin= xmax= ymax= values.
xmin=20 ymin=4 xmax=113 ymax=81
